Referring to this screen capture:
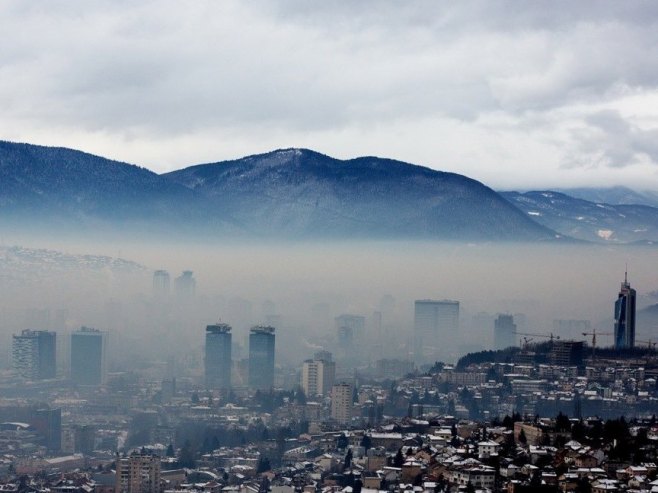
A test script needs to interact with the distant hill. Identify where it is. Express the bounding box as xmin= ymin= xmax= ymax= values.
xmin=0 ymin=141 xmax=228 ymax=235
xmin=554 ymin=186 xmax=658 ymax=208
xmin=501 ymin=190 xmax=658 ymax=243
xmin=164 ymin=148 xmax=558 ymax=240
